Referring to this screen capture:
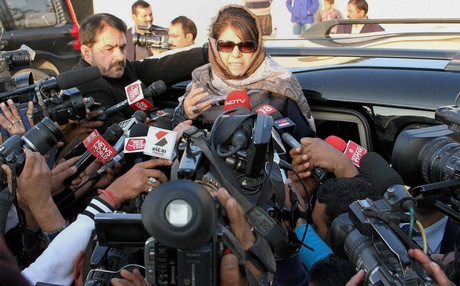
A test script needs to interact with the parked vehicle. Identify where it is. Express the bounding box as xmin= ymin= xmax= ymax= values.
xmin=160 ymin=19 xmax=460 ymax=163
xmin=0 ymin=0 xmax=81 ymax=80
